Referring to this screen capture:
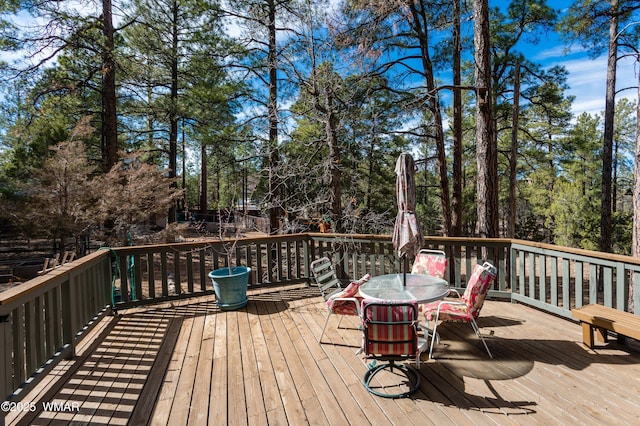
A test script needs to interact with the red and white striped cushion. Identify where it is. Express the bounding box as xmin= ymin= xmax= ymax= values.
xmin=362 ymin=300 xmax=418 ymax=356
